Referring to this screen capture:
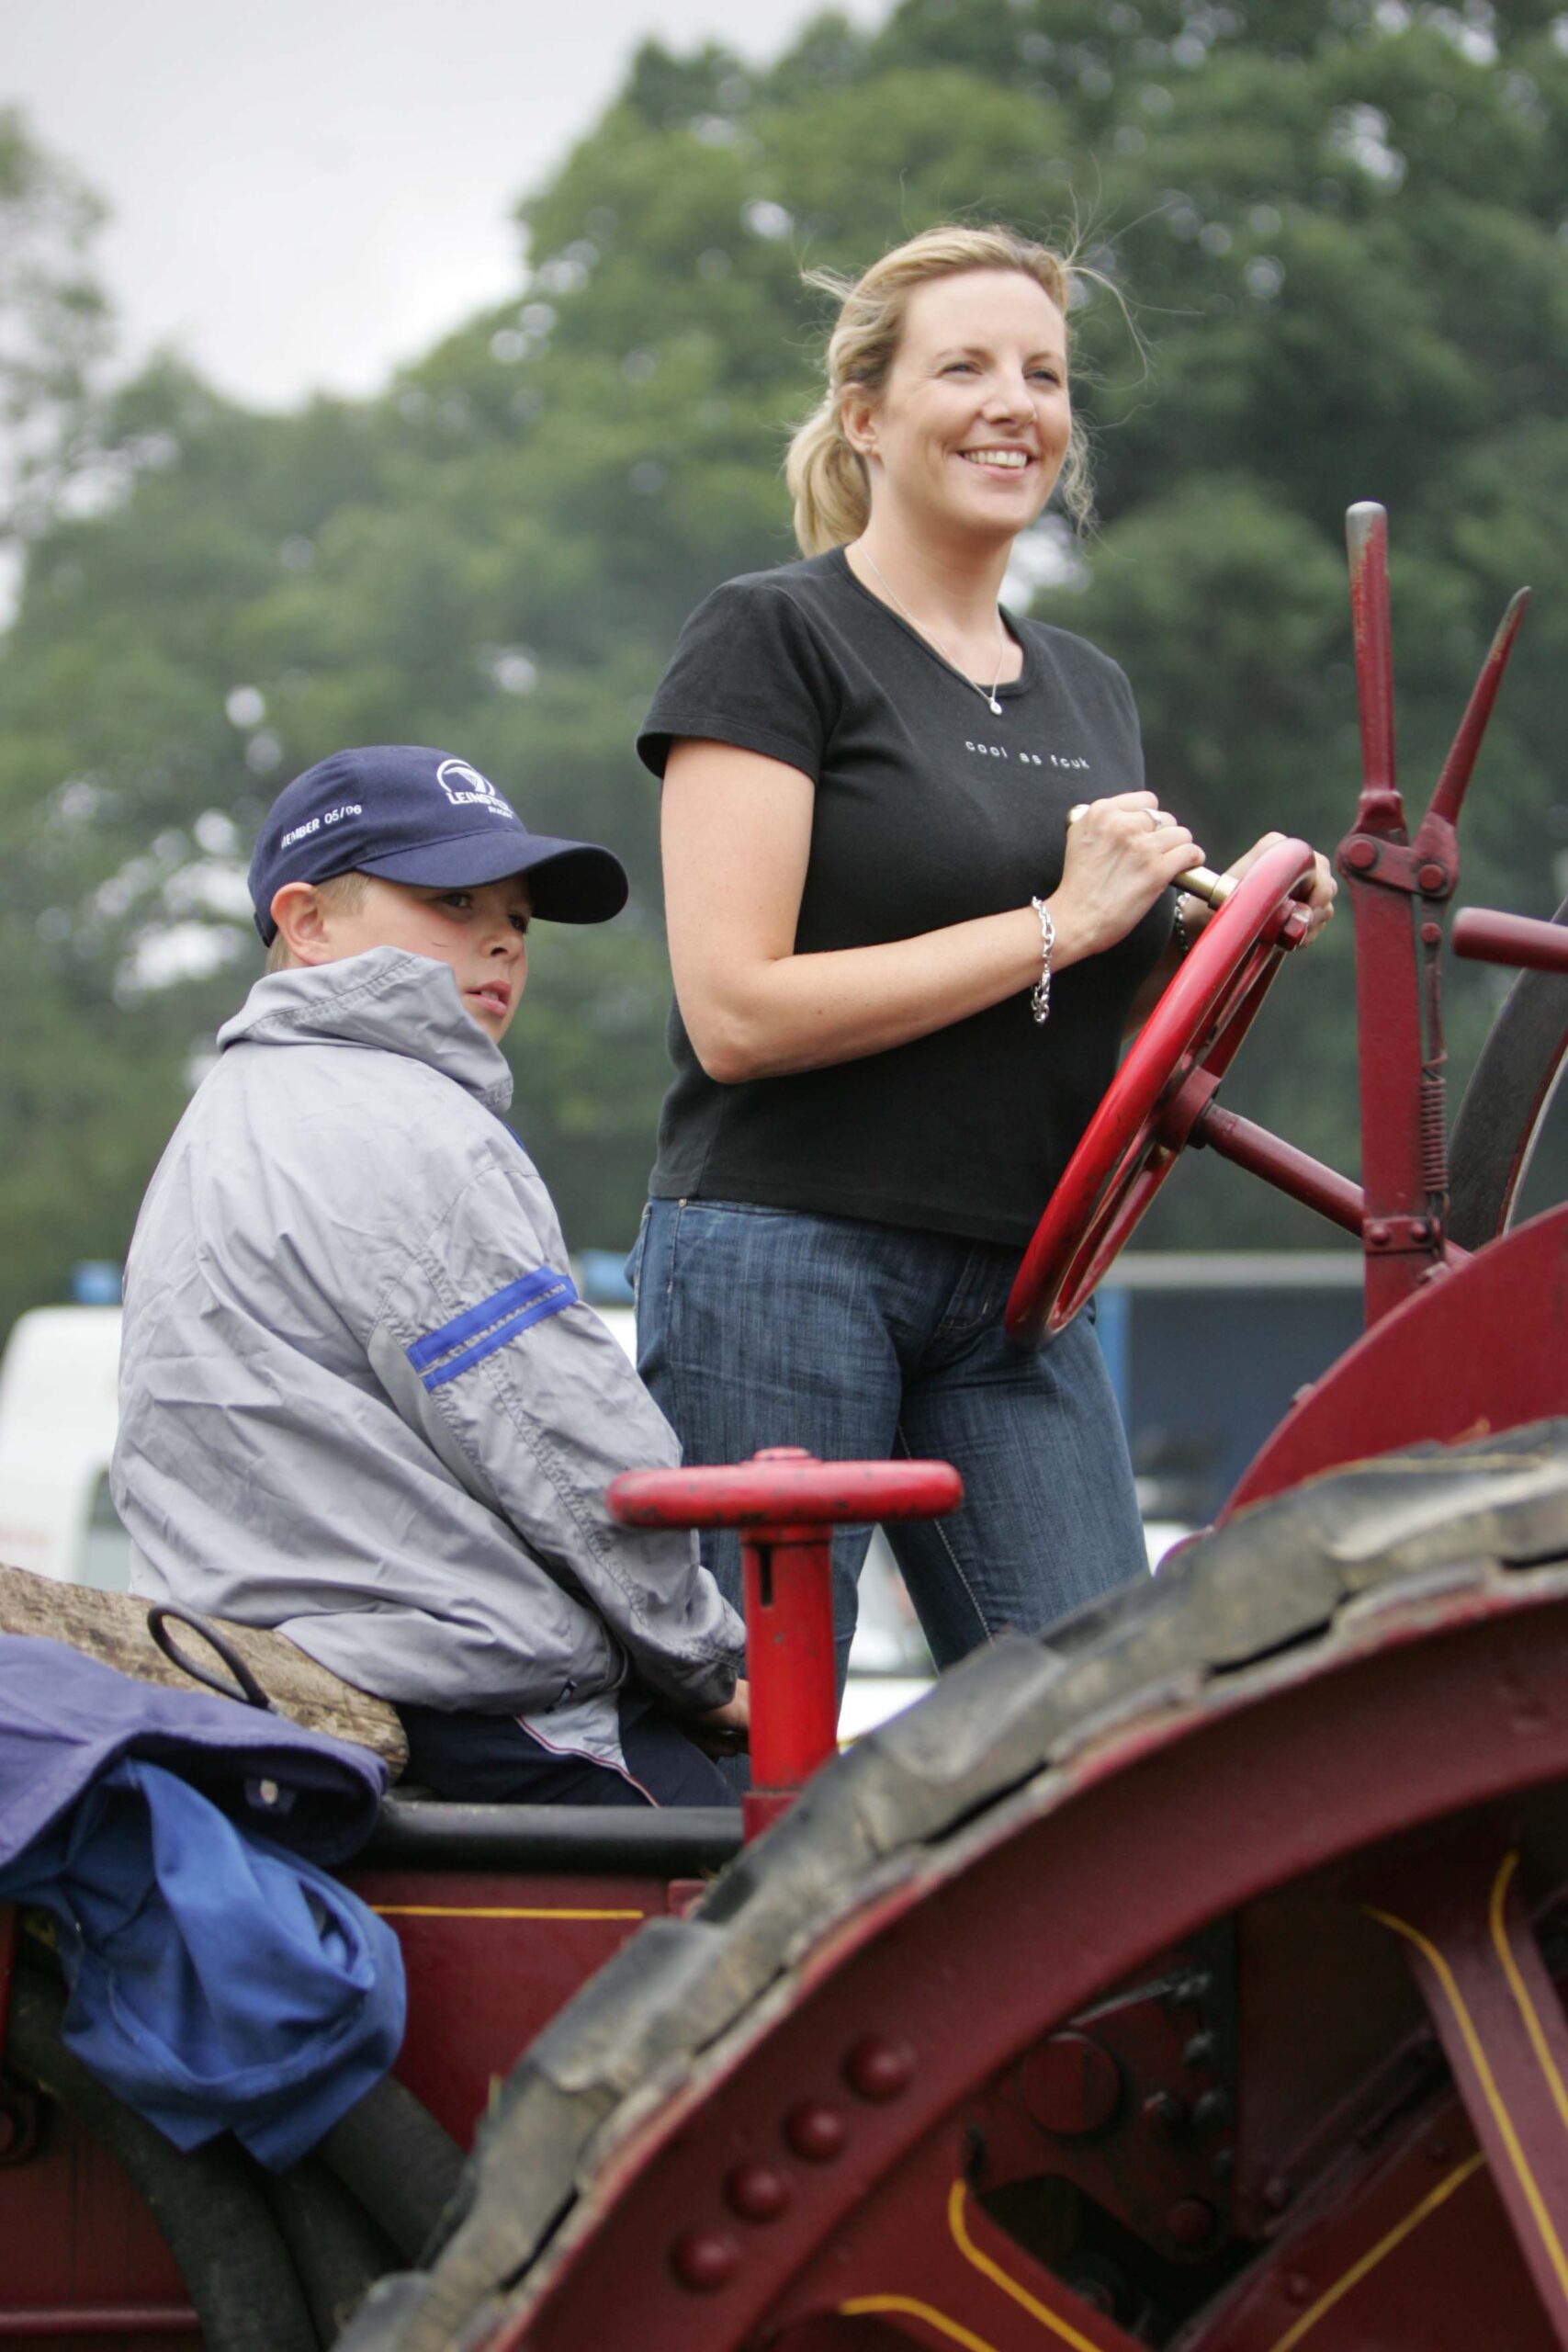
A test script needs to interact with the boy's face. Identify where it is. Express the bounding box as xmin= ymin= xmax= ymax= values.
xmin=308 ymin=874 xmax=531 ymax=1039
